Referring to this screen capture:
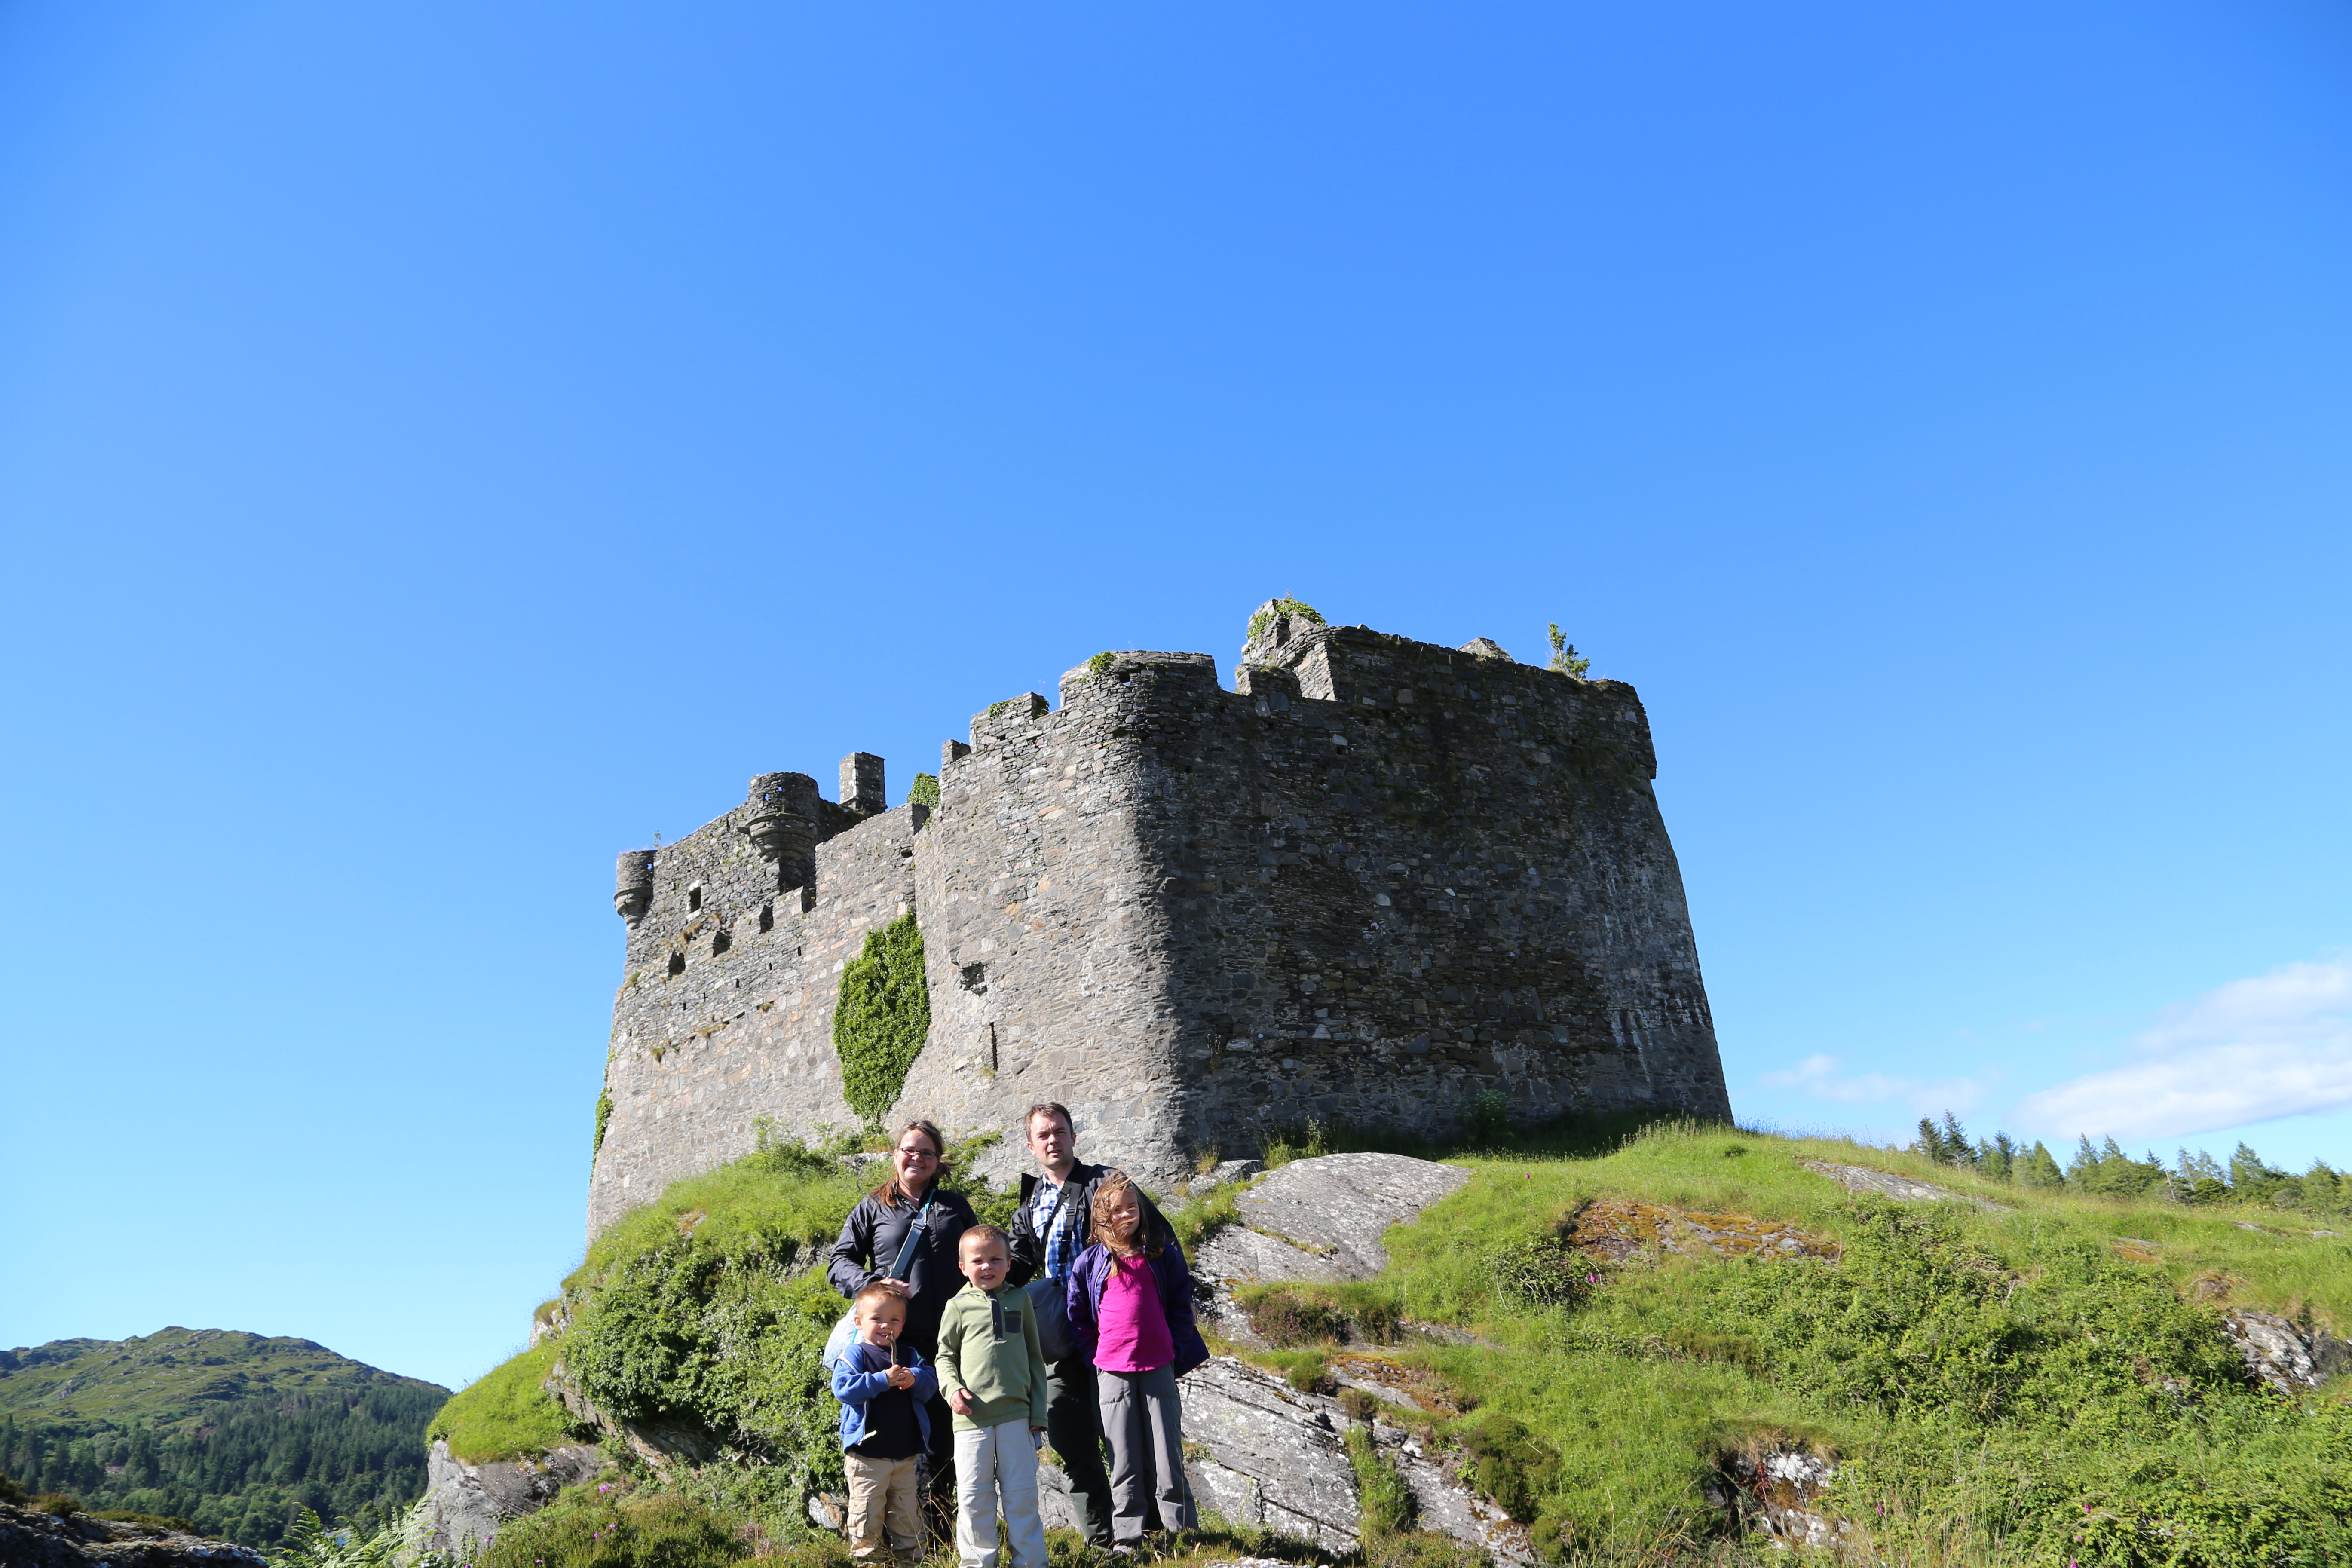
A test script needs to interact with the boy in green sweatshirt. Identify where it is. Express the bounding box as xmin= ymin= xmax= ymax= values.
xmin=932 ymin=1225 xmax=1048 ymax=1568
